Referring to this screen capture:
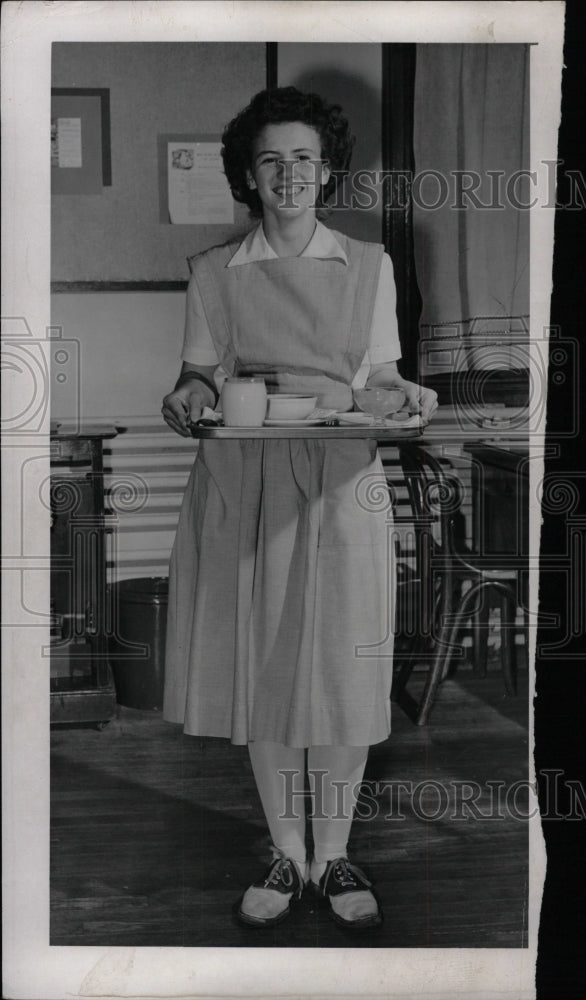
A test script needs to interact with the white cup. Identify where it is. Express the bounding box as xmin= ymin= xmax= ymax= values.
xmin=221 ymin=377 xmax=267 ymax=426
